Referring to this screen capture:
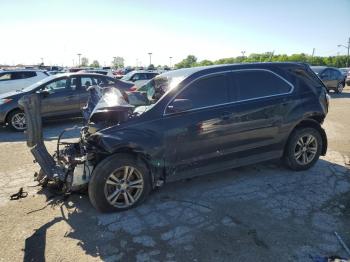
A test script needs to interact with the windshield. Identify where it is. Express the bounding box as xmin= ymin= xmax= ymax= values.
xmin=137 ymin=74 xmax=186 ymax=104
xmin=21 ymin=75 xmax=58 ymax=92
